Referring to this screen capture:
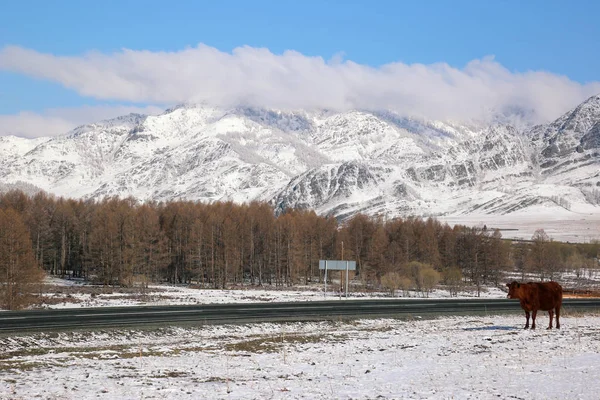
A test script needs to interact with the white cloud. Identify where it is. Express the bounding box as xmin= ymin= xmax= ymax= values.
xmin=0 ymin=105 xmax=163 ymax=138
xmin=1 ymin=44 xmax=600 ymax=126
